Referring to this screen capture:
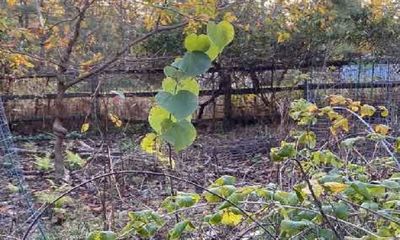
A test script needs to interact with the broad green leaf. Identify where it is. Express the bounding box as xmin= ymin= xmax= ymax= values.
xmin=273 ymin=190 xmax=299 ymax=205
xmin=207 ymin=21 xmax=235 ymax=50
xmin=155 ymin=90 xmax=198 ymax=120
xmin=184 ymin=34 xmax=211 ymax=52
xmin=161 ymin=196 xmax=178 ymax=213
xmin=218 ymin=192 xmax=244 ymax=210
xmin=122 ymin=210 xmax=164 ymax=238
xmin=160 ymin=119 xmax=196 ymax=151
xmin=171 ymin=57 xmax=183 ymax=69
xmin=206 ymin=212 xmax=222 ymax=224
xmin=270 ymin=142 xmax=297 ymax=162
xmin=319 ymin=173 xmax=344 ymax=184
xmin=162 ymin=78 xmax=200 ymax=96
xmin=323 ymin=202 xmax=349 ymax=220
xmin=162 ymin=77 xmax=178 ymax=94
xmin=148 ymin=106 xmax=170 ymax=134
xmin=204 ymin=185 xmax=236 ymax=203
xmin=168 ymin=220 xmax=195 ymax=240
xmin=333 ymin=202 xmax=349 ymax=219
xmin=341 ymin=137 xmax=365 ymax=149
xmin=179 ymin=51 xmax=211 ymax=76
xmin=381 ymin=180 xmax=400 ymax=190
xmin=350 ymin=182 xmax=372 ymax=200
xmin=214 ymin=175 xmax=236 ymax=186
xmin=179 ymin=78 xmax=200 ymax=96
xmin=164 ymin=66 xmax=188 ymax=80
xmin=206 ymin=42 xmax=220 ymax=60
xmin=87 ymin=231 xmax=116 ymax=240
xmin=176 ymin=192 xmax=201 ymax=208
xmin=294 ymin=184 xmax=307 ymax=203
xmin=361 ymin=201 xmax=379 ymax=211
xmin=366 ymin=184 xmax=386 ymax=198
xmin=280 ymin=220 xmax=313 ymax=235
xmin=297 ymin=211 xmax=318 ymax=221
